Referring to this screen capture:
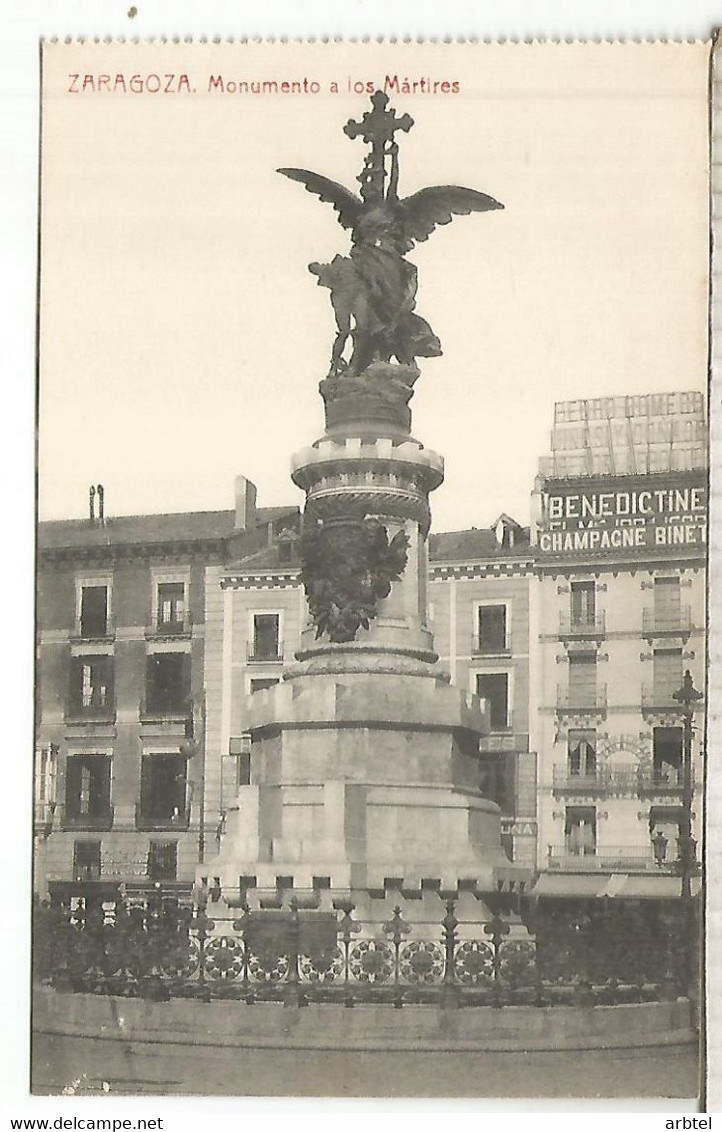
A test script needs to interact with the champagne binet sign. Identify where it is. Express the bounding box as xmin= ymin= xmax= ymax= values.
xmin=538 ymin=481 xmax=707 ymax=554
